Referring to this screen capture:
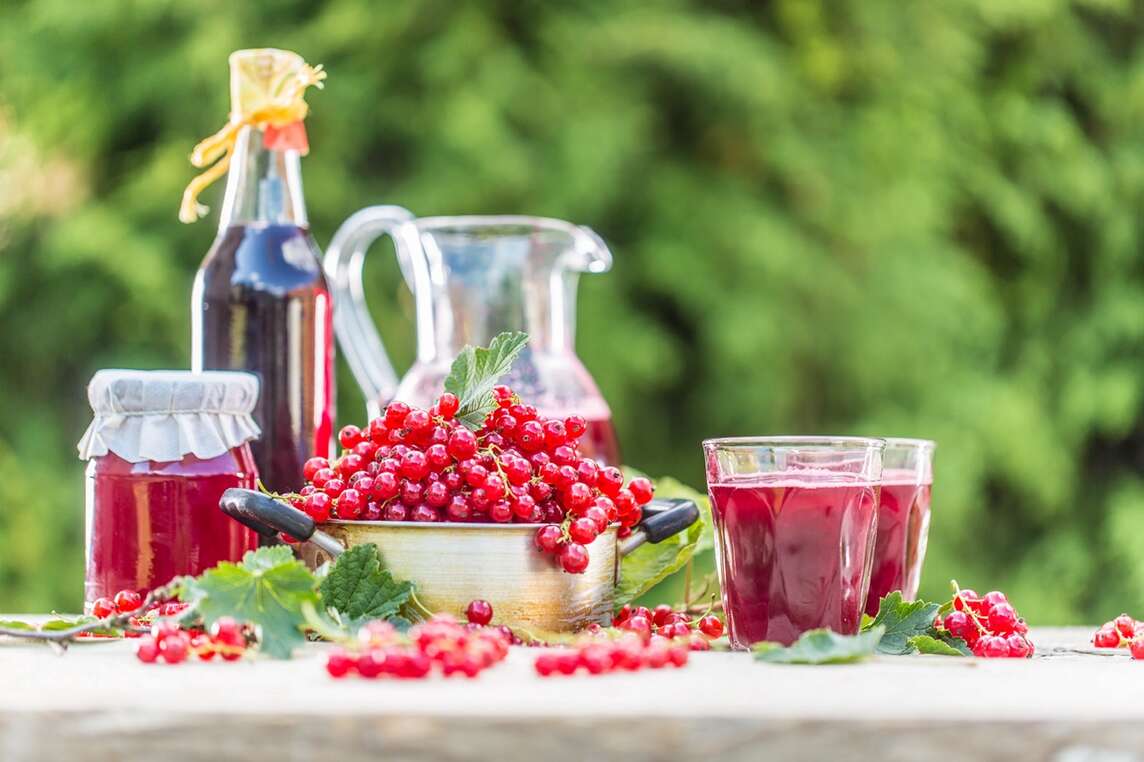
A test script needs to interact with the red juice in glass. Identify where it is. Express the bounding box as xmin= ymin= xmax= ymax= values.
xmin=864 ymin=439 xmax=935 ymax=616
xmin=704 ymin=437 xmax=885 ymax=648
